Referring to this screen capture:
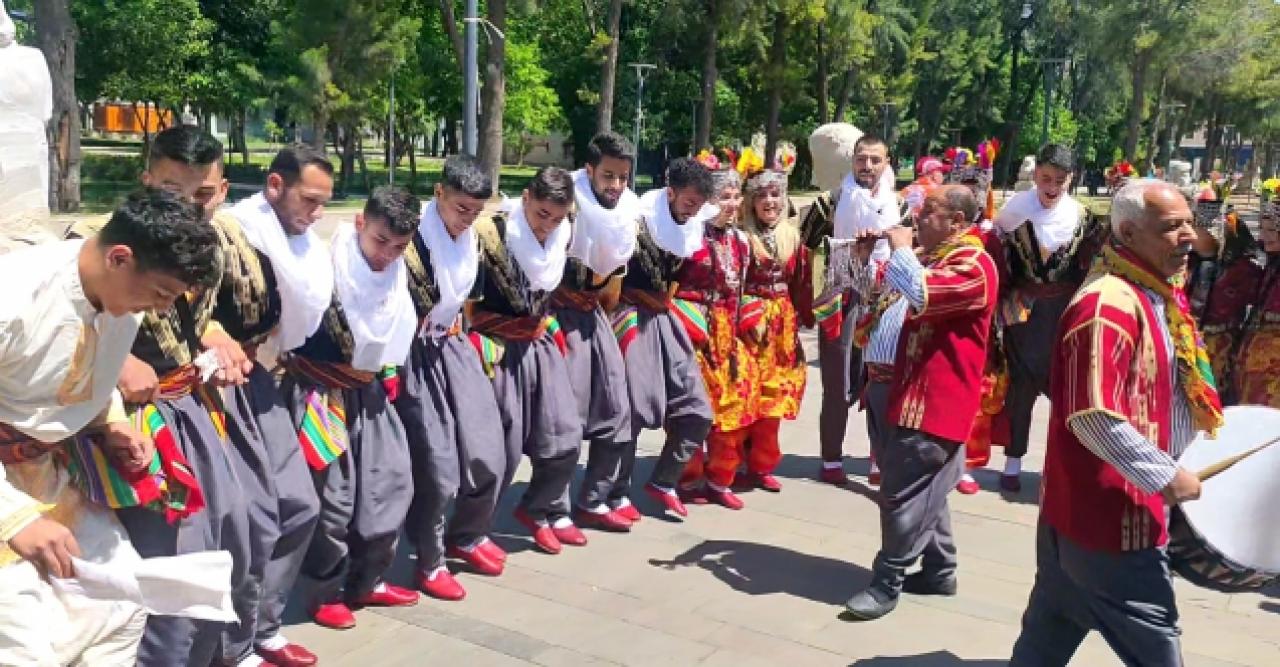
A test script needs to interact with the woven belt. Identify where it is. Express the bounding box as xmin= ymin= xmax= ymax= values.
xmin=281 ymin=355 xmax=376 ymax=390
xmin=621 ymin=288 xmax=670 ymax=314
xmin=550 ymin=286 xmax=600 ymax=312
xmin=155 ymin=364 xmax=201 ymax=400
xmin=470 ymin=310 xmax=548 ymax=342
xmin=865 ymin=362 xmax=895 ymax=385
